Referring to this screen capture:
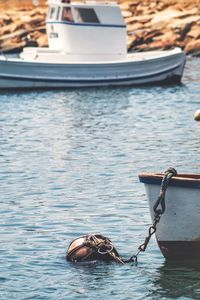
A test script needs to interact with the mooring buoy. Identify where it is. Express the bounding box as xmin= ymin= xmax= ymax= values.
xmin=66 ymin=234 xmax=125 ymax=264
xmin=194 ymin=110 xmax=200 ymax=121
